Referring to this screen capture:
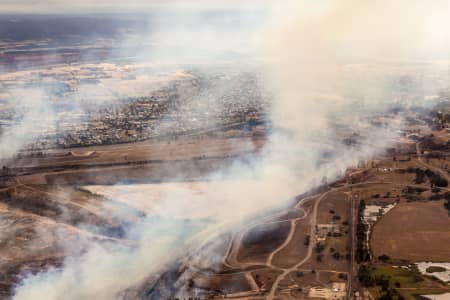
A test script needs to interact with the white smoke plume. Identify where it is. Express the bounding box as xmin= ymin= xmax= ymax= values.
xmin=11 ymin=0 xmax=450 ymax=299
xmin=0 ymin=89 xmax=56 ymax=161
